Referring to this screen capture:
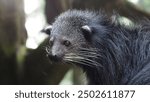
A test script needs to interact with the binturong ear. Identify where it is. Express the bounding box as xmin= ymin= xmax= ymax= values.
xmin=41 ymin=25 xmax=52 ymax=35
xmin=81 ymin=25 xmax=93 ymax=41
